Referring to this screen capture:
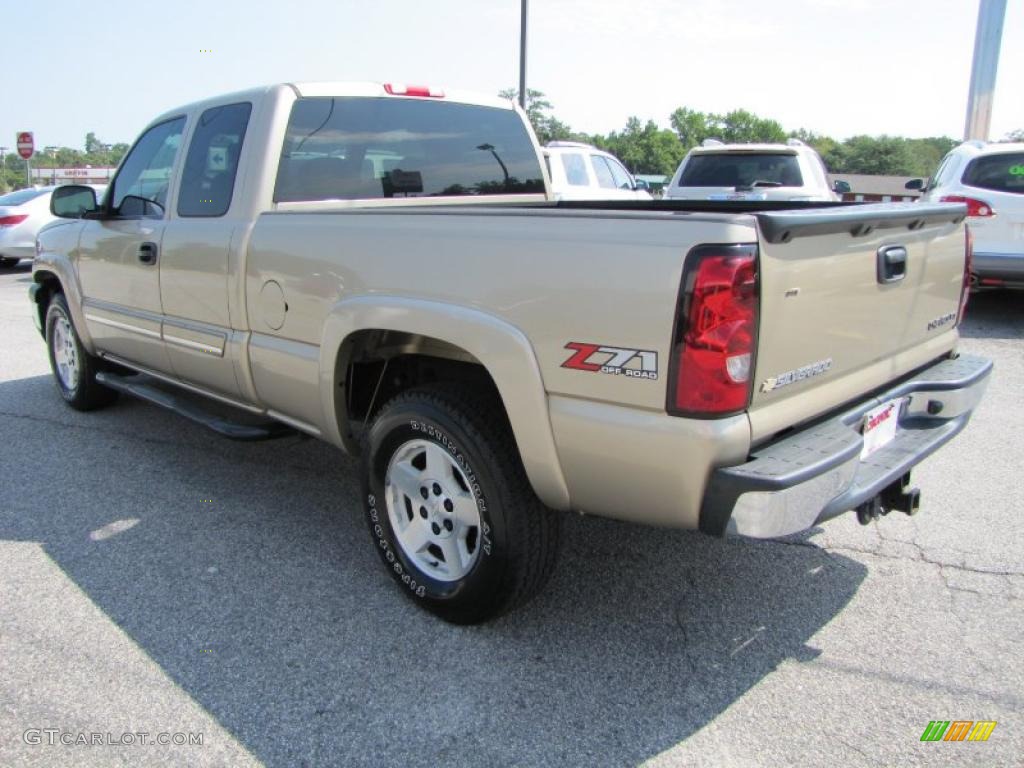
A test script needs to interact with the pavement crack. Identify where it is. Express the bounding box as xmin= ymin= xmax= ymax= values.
xmin=764 ymin=532 xmax=1023 ymax=579
xmin=837 ymin=736 xmax=873 ymax=766
xmin=673 ymin=570 xmax=700 ymax=677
